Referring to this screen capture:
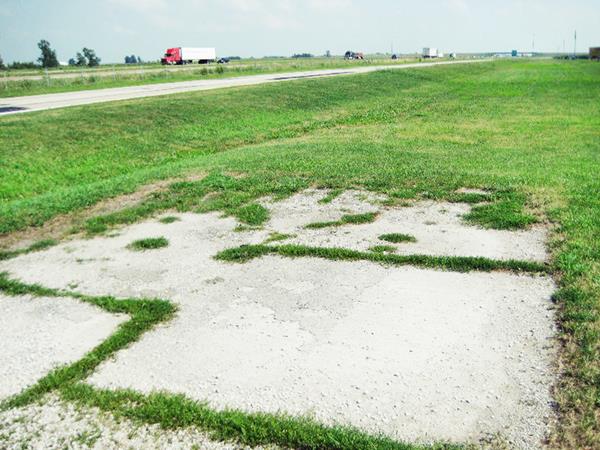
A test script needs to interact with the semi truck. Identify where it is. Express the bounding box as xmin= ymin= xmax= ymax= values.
xmin=161 ymin=47 xmax=216 ymax=65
